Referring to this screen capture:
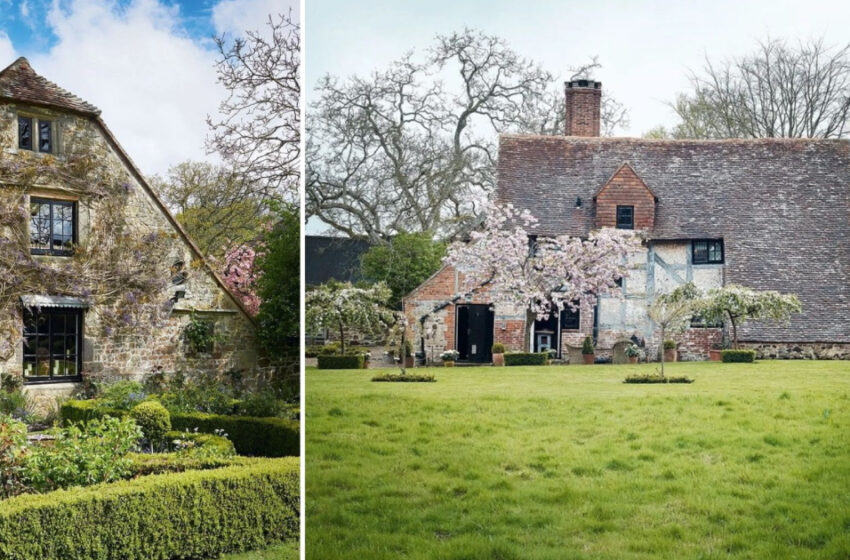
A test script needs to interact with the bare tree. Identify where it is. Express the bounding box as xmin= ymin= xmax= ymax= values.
xmin=669 ymin=38 xmax=850 ymax=139
xmin=307 ymin=31 xmax=628 ymax=241
xmin=207 ymin=11 xmax=300 ymax=204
